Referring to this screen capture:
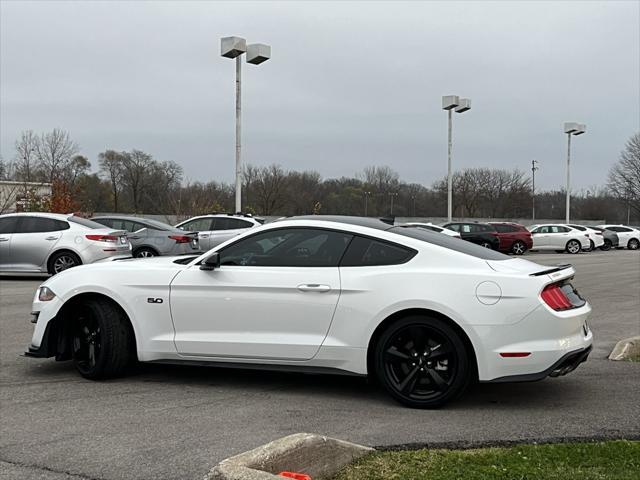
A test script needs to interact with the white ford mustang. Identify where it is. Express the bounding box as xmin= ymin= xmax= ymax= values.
xmin=26 ymin=216 xmax=593 ymax=408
